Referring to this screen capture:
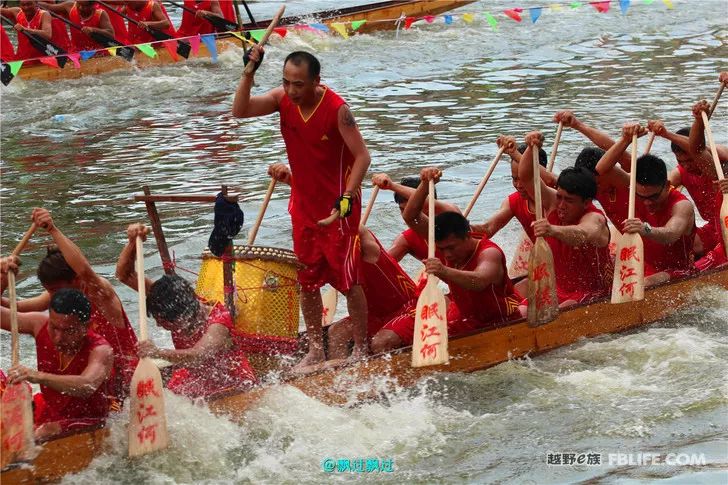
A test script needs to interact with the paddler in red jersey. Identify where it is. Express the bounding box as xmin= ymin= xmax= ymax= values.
xmin=95 ymin=0 xmax=127 ymax=44
xmin=116 ymin=224 xmax=257 ymax=399
xmin=0 ymin=262 xmax=114 ymax=441
xmin=1 ymin=0 xmax=72 ymax=63
xmin=1 ymin=208 xmax=138 ymax=404
xmin=123 ymin=0 xmax=175 ymax=44
xmin=1 ymin=24 xmax=15 ymax=61
xmin=39 ymin=0 xmax=116 ymax=53
xmin=176 ymin=0 xmax=225 ymax=38
xmin=371 ymin=173 xmax=460 ymax=263
xmin=519 ymin=132 xmax=613 ymax=307
xmin=371 ymin=168 xmax=523 ymax=353
xmin=599 ymin=123 xmax=697 ymax=286
xmin=234 ymin=49 xmax=372 ymax=372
